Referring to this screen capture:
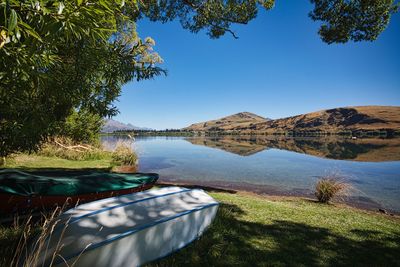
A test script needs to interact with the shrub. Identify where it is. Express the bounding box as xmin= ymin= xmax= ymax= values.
xmin=59 ymin=110 xmax=104 ymax=145
xmin=111 ymin=144 xmax=137 ymax=166
xmin=315 ymin=177 xmax=351 ymax=203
